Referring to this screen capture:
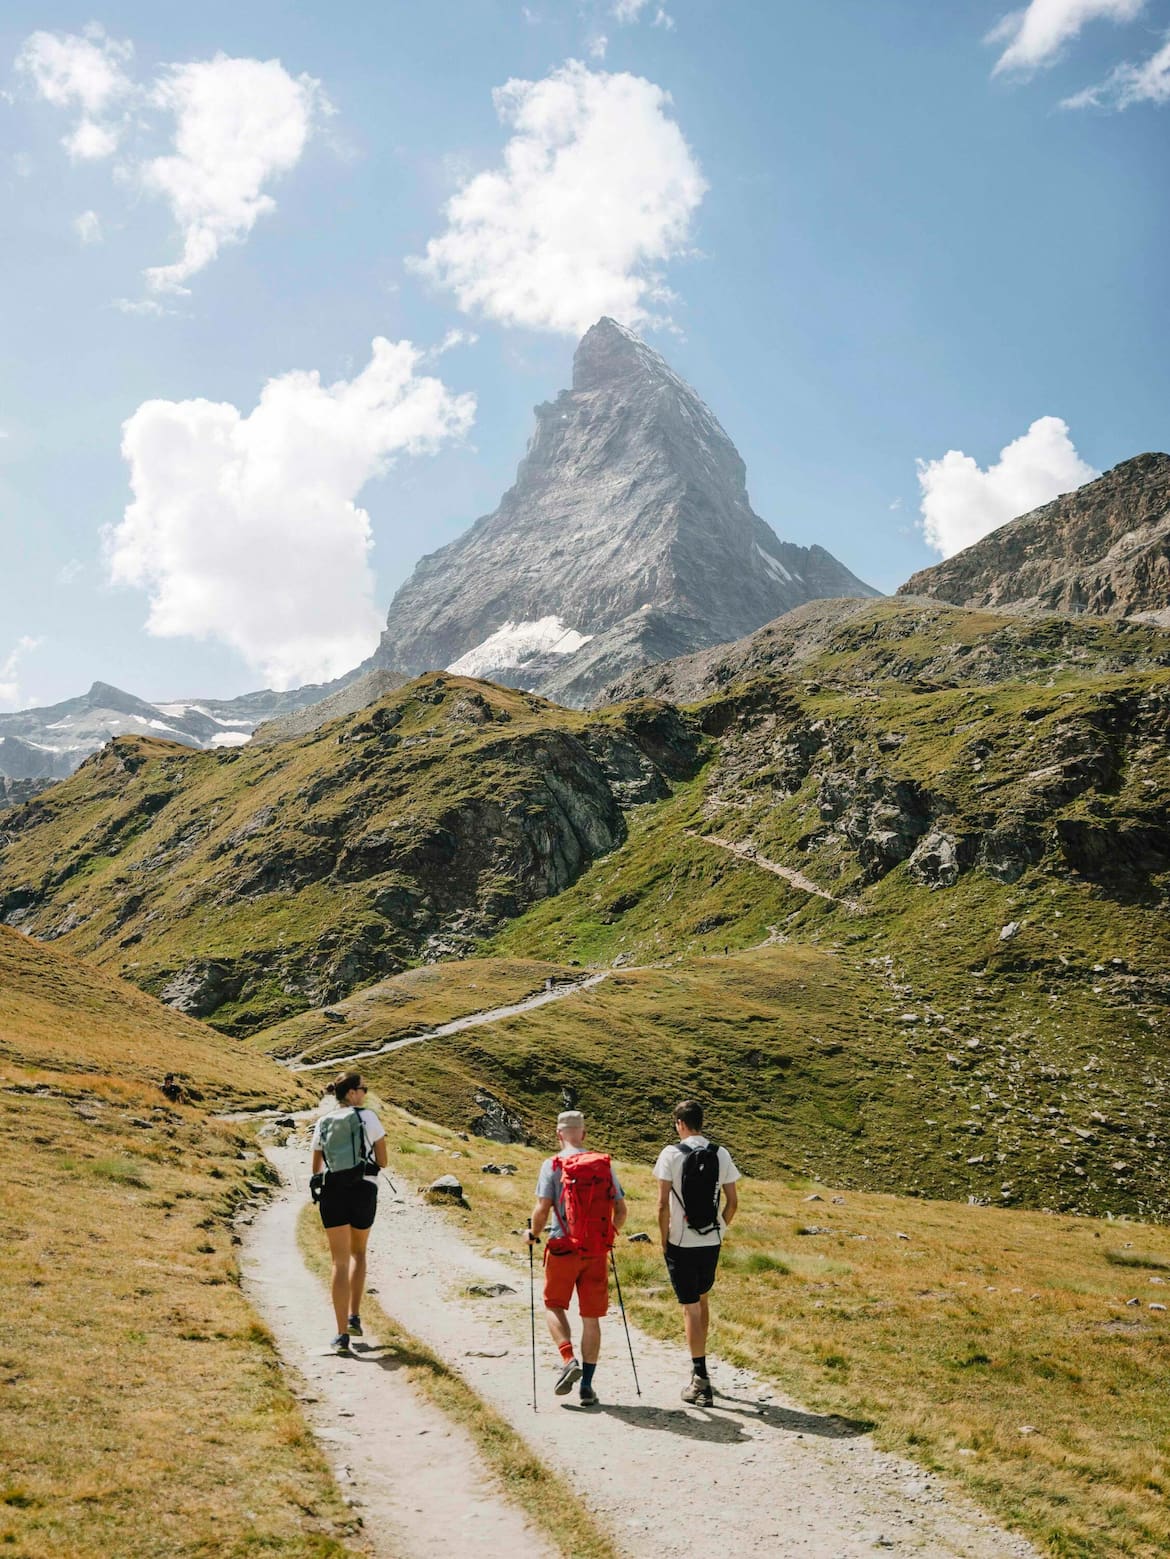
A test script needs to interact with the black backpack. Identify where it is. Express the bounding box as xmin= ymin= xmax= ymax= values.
xmin=674 ymin=1140 xmax=722 ymax=1236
